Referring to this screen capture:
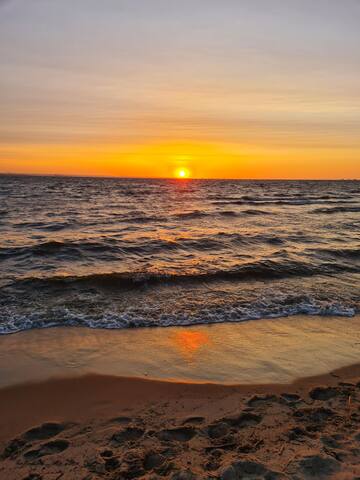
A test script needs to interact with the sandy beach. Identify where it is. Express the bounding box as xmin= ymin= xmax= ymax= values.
xmin=0 ymin=366 xmax=360 ymax=479
xmin=1 ymin=317 xmax=360 ymax=479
